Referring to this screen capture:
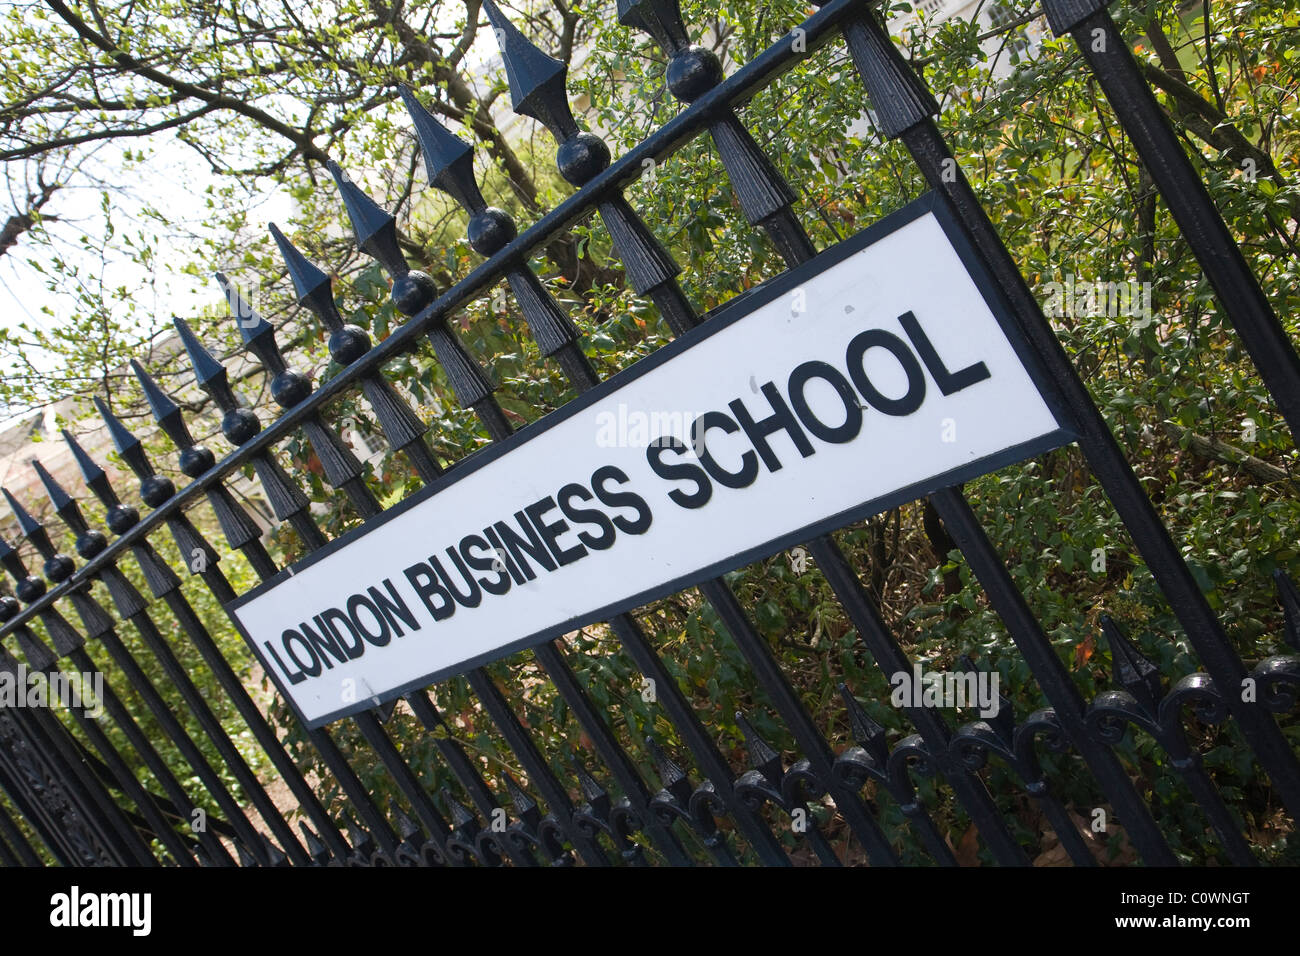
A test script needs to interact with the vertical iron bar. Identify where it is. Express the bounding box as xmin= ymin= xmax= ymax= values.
xmin=1042 ymin=0 xmax=1300 ymax=441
